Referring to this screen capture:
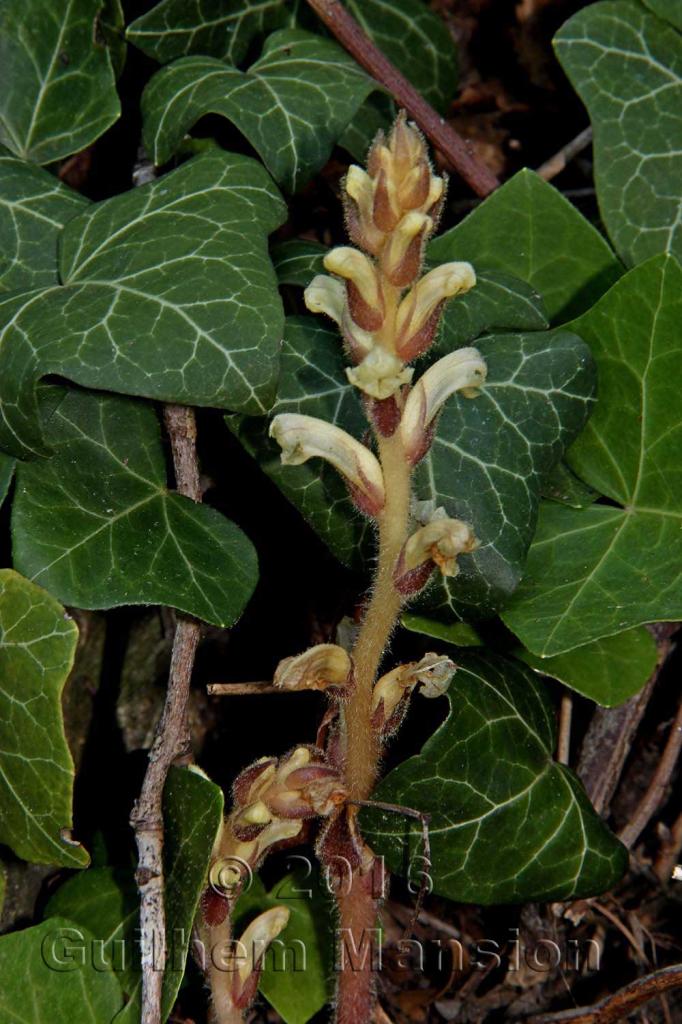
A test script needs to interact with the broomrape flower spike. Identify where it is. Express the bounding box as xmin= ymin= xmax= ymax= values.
xmin=264 ymin=113 xmax=487 ymax=1024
